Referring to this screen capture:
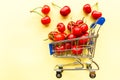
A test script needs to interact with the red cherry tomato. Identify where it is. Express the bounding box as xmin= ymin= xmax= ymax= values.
xmin=91 ymin=10 xmax=102 ymax=19
xmin=72 ymin=45 xmax=83 ymax=55
xmin=67 ymin=21 xmax=76 ymax=31
xmin=60 ymin=6 xmax=71 ymax=16
xmin=41 ymin=16 xmax=51 ymax=25
xmin=67 ymin=33 xmax=76 ymax=45
xmin=61 ymin=32 xmax=67 ymax=39
xmin=48 ymin=31 xmax=58 ymax=40
xmin=67 ymin=33 xmax=76 ymax=39
xmin=79 ymin=33 xmax=89 ymax=45
xmin=72 ymin=26 xmax=82 ymax=37
xmin=54 ymin=33 xmax=65 ymax=41
xmin=76 ymin=20 xmax=83 ymax=26
xmin=64 ymin=42 xmax=71 ymax=49
xmin=83 ymin=4 xmax=92 ymax=14
xmin=41 ymin=5 xmax=50 ymax=14
xmin=57 ymin=23 xmax=66 ymax=33
xmin=55 ymin=45 xmax=65 ymax=54
xmin=83 ymin=31 xmax=88 ymax=35
xmin=80 ymin=23 xmax=88 ymax=33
